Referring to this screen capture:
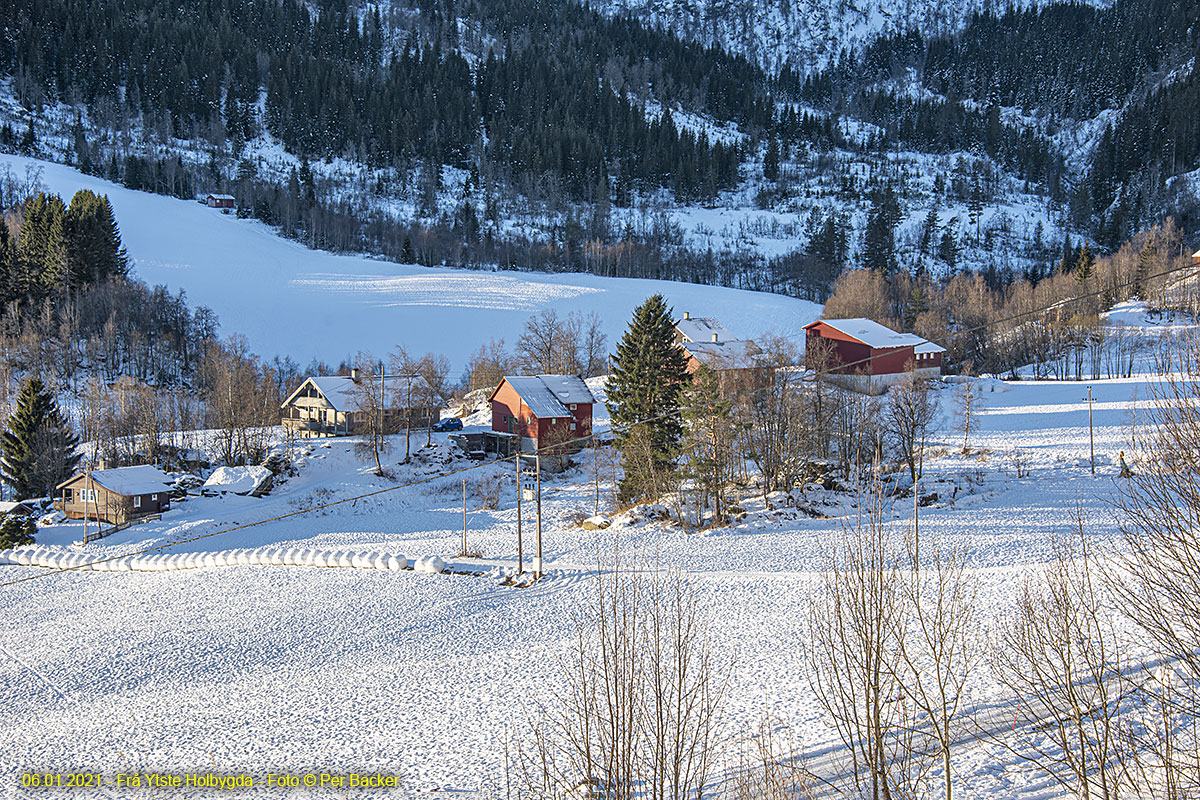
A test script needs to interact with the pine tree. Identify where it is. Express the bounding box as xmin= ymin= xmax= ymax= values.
xmin=1 ymin=377 xmax=81 ymax=500
xmin=606 ymin=294 xmax=689 ymax=502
